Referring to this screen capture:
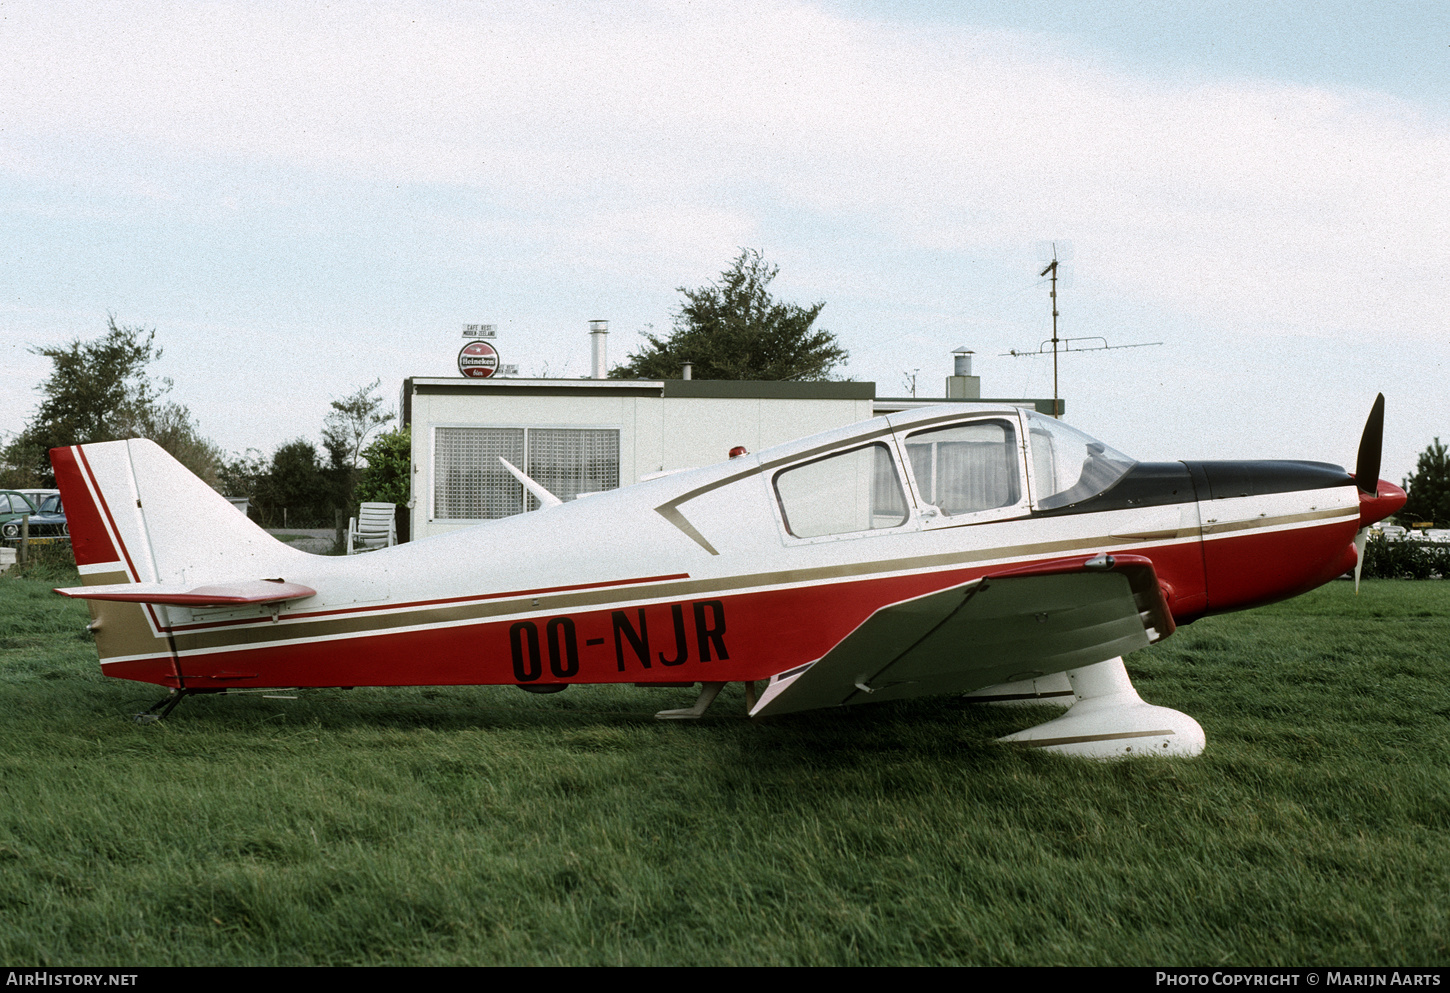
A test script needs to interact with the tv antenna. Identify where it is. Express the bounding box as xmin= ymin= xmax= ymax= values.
xmin=1001 ymin=244 xmax=1161 ymax=417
